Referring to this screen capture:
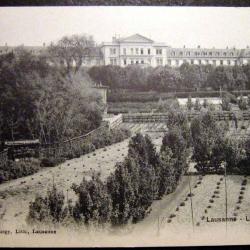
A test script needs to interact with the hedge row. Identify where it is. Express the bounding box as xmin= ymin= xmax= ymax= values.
xmin=108 ymin=90 xmax=250 ymax=103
